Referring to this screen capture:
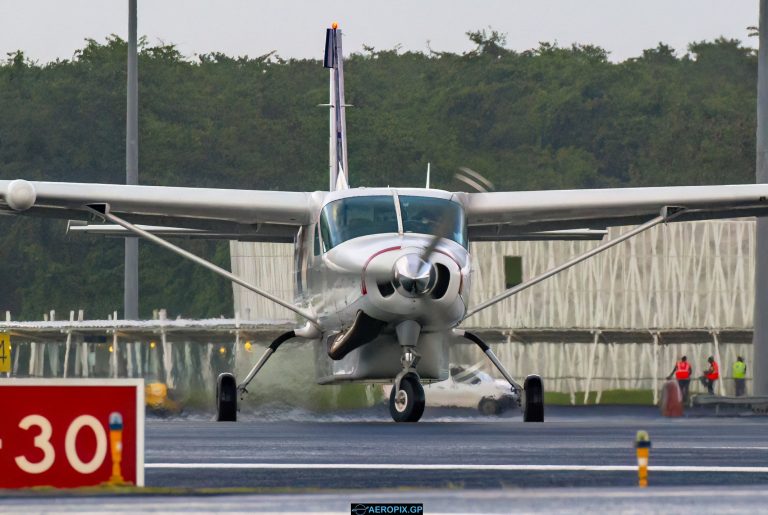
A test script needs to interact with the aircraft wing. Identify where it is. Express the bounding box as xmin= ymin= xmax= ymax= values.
xmin=0 ymin=180 xmax=314 ymax=242
xmin=460 ymin=184 xmax=768 ymax=237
